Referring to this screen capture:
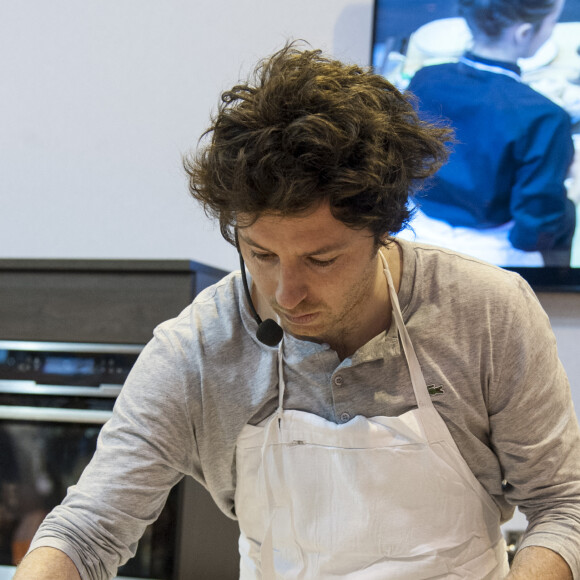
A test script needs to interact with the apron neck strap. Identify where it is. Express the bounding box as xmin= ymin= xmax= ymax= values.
xmin=277 ymin=340 xmax=285 ymax=413
xmin=380 ymin=250 xmax=434 ymax=410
